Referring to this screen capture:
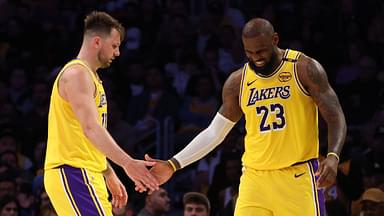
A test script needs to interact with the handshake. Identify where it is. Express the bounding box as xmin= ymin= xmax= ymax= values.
xmin=121 ymin=154 xmax=177 ymax=194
